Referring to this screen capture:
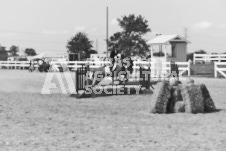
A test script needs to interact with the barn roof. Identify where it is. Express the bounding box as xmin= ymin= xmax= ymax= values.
xmin=30 ymin=52 xmax=62 ymax=60
xmin=147 ymin=35 xmax=191 ymax=45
